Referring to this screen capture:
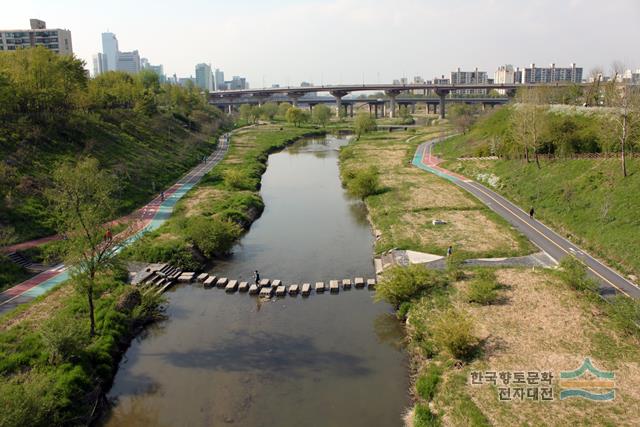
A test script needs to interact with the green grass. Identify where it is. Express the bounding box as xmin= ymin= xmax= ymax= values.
xmin=0 ymin=256 xmax=30 ymax=293
xmin=0 ymin=271 xmax=163 ymax=426
xmin=445 ymin=157 xmax=640 ymax=279
xmin=0 ymin=109 xmax=227 ymax=243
